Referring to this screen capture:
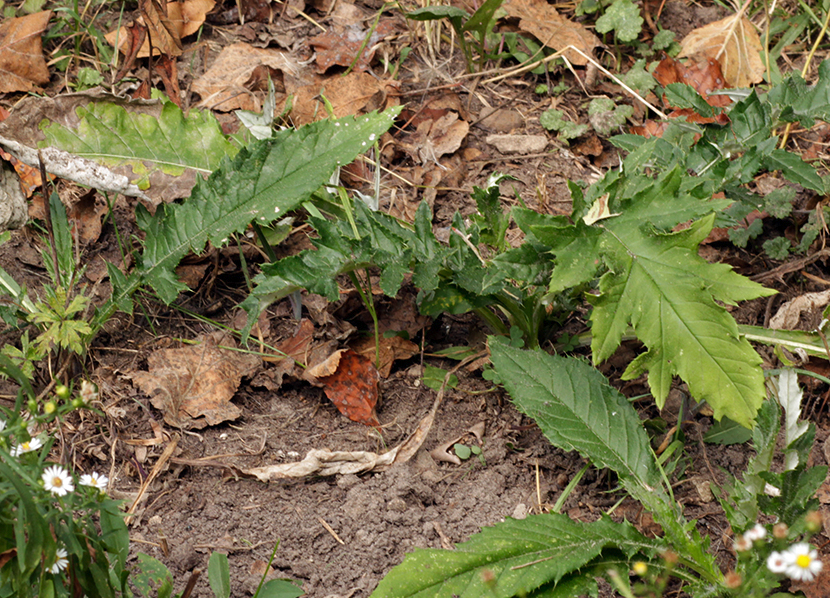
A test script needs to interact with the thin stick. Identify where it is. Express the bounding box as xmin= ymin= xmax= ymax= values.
xmin=480 ymin=45 xmax=668 ymax=120
xmin=318 ymin=516 xmax=345 ymax=545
